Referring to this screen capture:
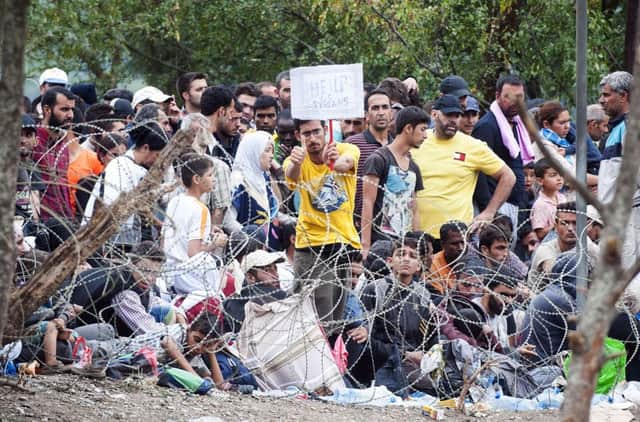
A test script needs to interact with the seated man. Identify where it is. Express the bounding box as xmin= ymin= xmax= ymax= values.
xmin=55 ymin=242 xmax=177 ymax=336
xmin=521 ymin=255 xmax=579 ymax=364
xmin=223 ymin=250 xmax=287 ymax=333
xmin=360 ymin=238 xmax=438 ymax=394
xmin=429 ymin=221 xmax=467 ymax=294
xmin=527 ymin=202 xmax=599 ymax=292
xmin=111 ymin=242 xmax=185 ymax=336
xmin=442 ymin=265 xmax=537 ymax=362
